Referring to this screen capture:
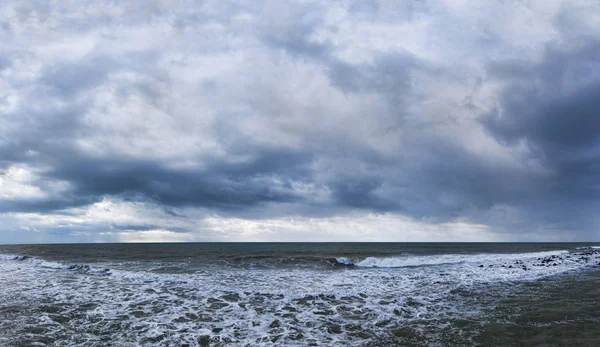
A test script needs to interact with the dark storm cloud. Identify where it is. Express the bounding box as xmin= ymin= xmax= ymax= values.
xmin=330 ymin=177 xmax=392 ymax=210
xmin=484 ymin=41 xmax=600 ymax=181
xmin=0 ymin=195 xmax=96 ymax=214
xmin=481 ymin=41 xmax=600 ymax=230
xmin=46 ymin=150 xmax=311 ymax=210
xmin=1 ymin=127 xmax=315 ymax=213
xmin=0 ymin=104 xmax=85 ymax=169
